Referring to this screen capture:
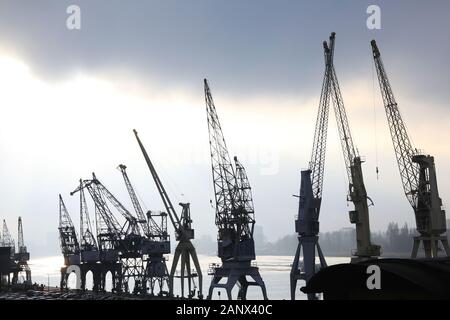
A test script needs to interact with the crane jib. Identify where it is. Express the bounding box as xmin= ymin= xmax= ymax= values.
xmin=133 ymin=130 xmax=182 ymax=232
